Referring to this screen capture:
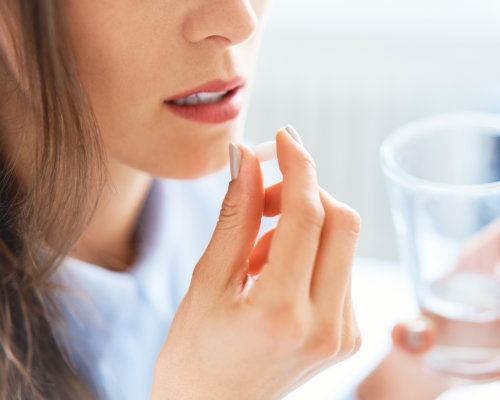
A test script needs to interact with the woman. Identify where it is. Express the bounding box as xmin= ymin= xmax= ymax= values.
xmin=0 ymin=1 xmax=361 ymax=399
